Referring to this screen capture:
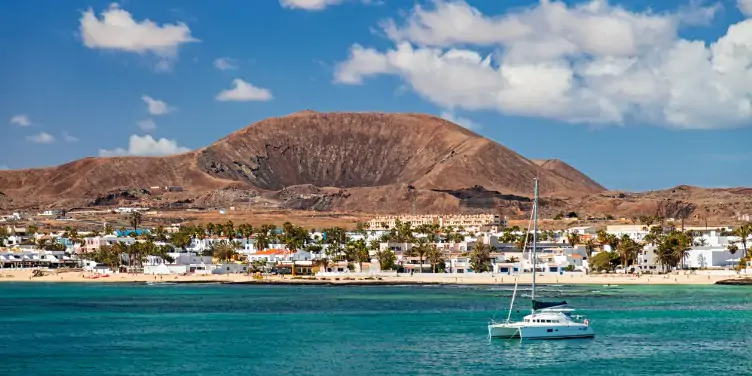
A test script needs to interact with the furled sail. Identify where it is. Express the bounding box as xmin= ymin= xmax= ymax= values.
xmin=532 ymin=300 xmax=567 ymax=310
